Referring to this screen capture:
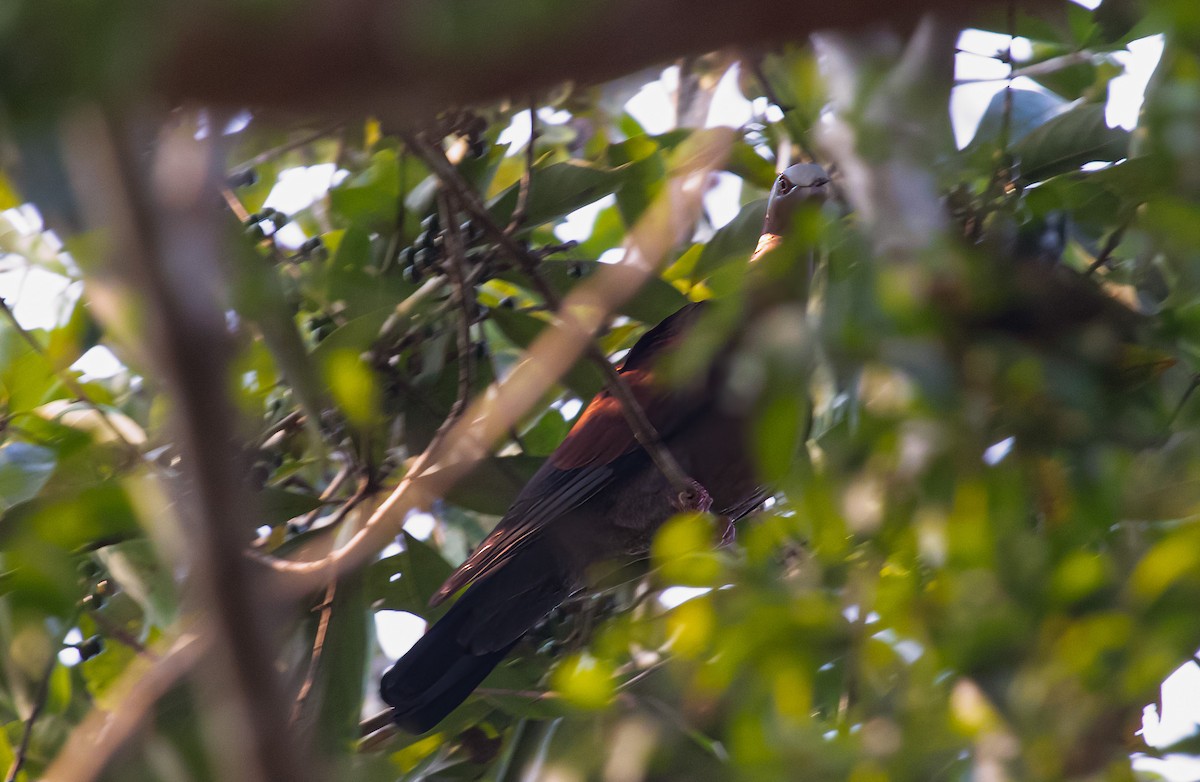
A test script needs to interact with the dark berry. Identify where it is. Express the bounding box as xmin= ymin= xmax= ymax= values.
xmin=567 ymin=262 xmax=586 ymax=278
xmin=403 ymin=265 xmax=422 ymax=284
xmin=78 ymin=636 xmax=104 ymax=661
xmin=227 ymin=169 xmax=259 ymax=188
xmin=413 ymin=247 xmax=436 ymax=269
xmin=499 ymin=297 xmax=516 ymax=309
xmin=422 ymin=213 xmax=441 ymax=233
xmin=470 ymin=140 xmax=488 ymax=159
xmin=77 ymin=559 xmax=102 ymax=579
